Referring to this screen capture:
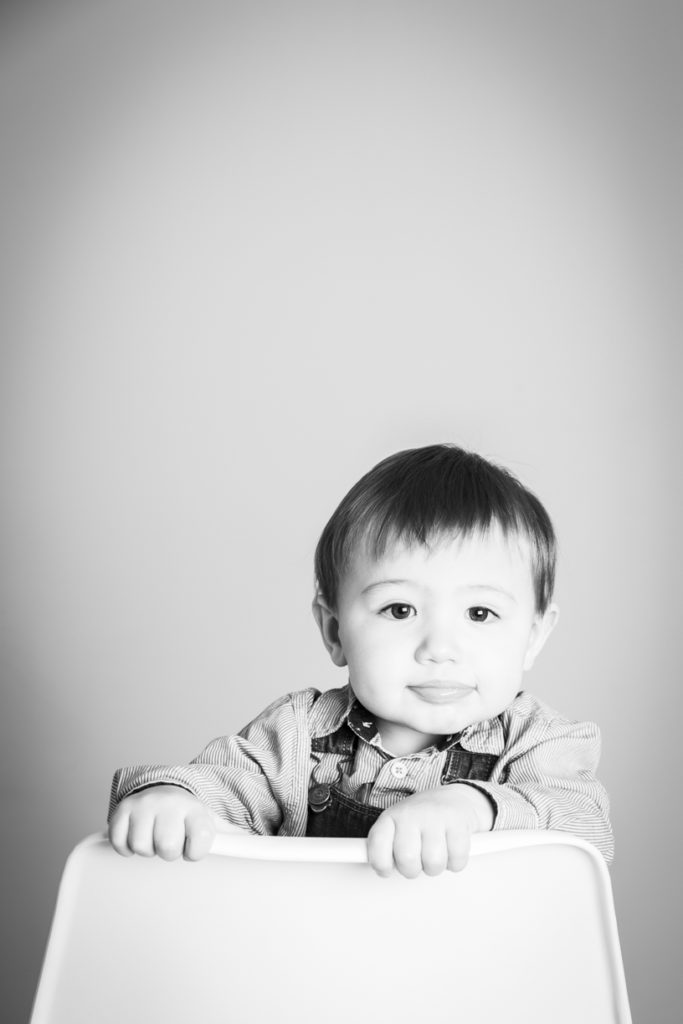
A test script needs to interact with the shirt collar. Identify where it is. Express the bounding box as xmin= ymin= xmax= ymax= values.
xmin=346 ymin=695 xmax=462 ymax=756
xmin=311 ymin=682 xmax=506 ymax=756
